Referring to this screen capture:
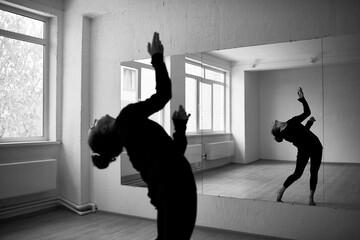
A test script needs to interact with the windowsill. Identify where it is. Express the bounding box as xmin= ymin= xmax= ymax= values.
xmin=186 ymin=132 xmax=232 ymax=138
xmin=0 ymin=140 xmax=61 ymax=148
